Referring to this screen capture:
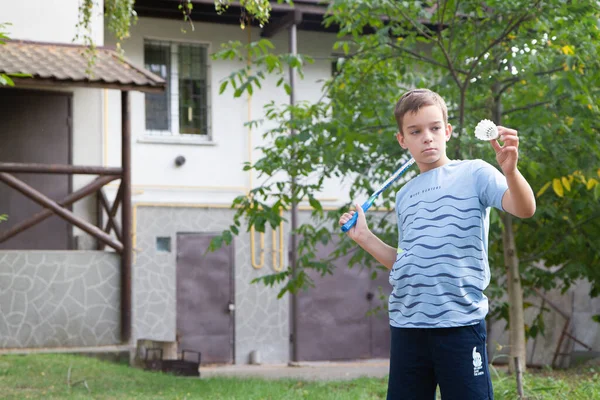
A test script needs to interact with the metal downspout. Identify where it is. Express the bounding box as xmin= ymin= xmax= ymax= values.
xmin=289 ymin=20 xmax=299 ymax=363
